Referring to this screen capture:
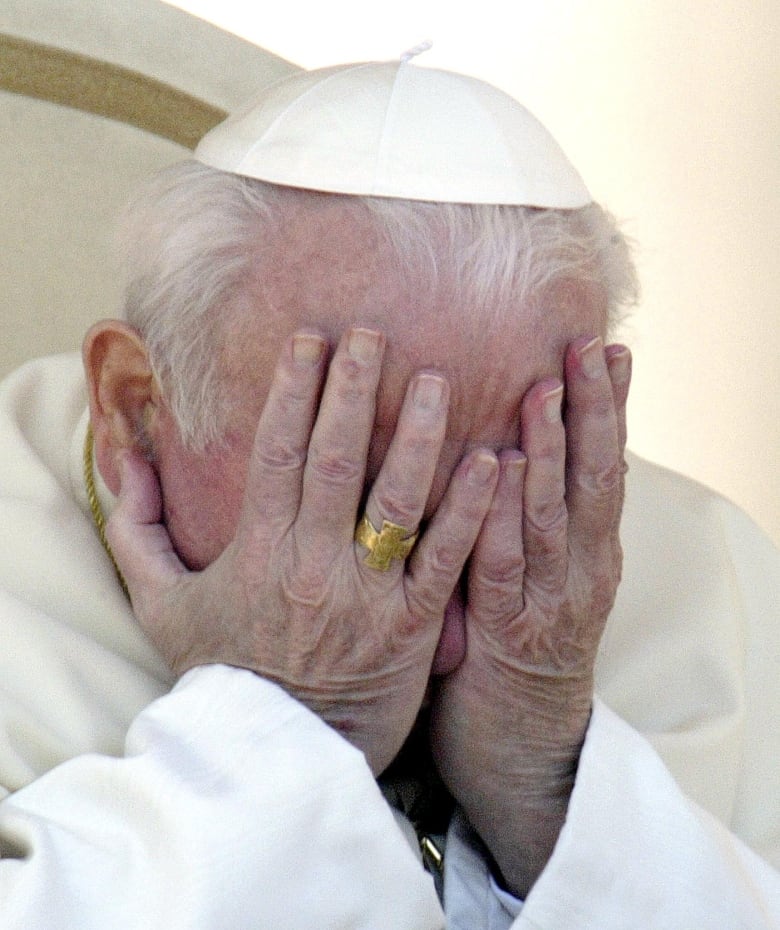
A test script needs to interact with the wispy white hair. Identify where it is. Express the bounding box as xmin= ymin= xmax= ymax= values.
xmin=117 ymin=160 xmax=638 ymax=450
